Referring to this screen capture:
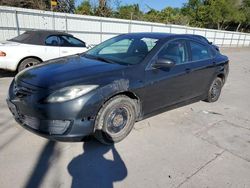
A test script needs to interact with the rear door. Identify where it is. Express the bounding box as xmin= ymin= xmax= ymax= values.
xmin=184 ymin=40 xmax=217 ymax=98
xmin=58 ymin=35 xmax=87 ymax=57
